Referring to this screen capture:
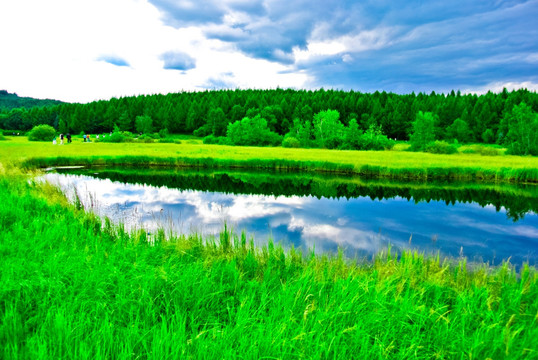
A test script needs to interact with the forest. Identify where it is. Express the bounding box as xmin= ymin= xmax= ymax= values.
xmin=0 ymin=90 xmax=63 ymax=112
xmin=1 ymin=88 xmax=537 ymax=154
